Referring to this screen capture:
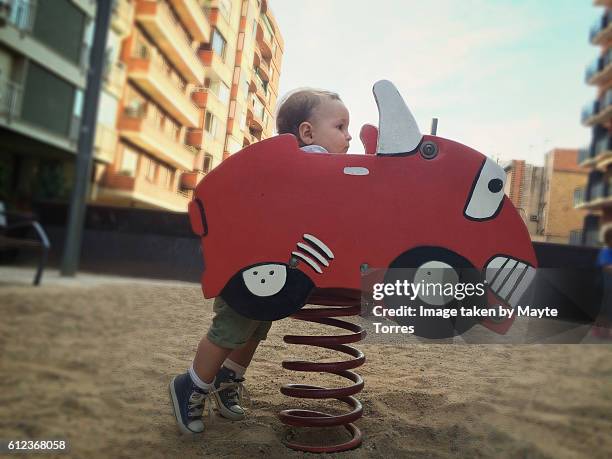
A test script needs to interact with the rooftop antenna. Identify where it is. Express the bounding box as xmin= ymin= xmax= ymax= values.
xmin=430 ymin=118 xmax=438 ymax=135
